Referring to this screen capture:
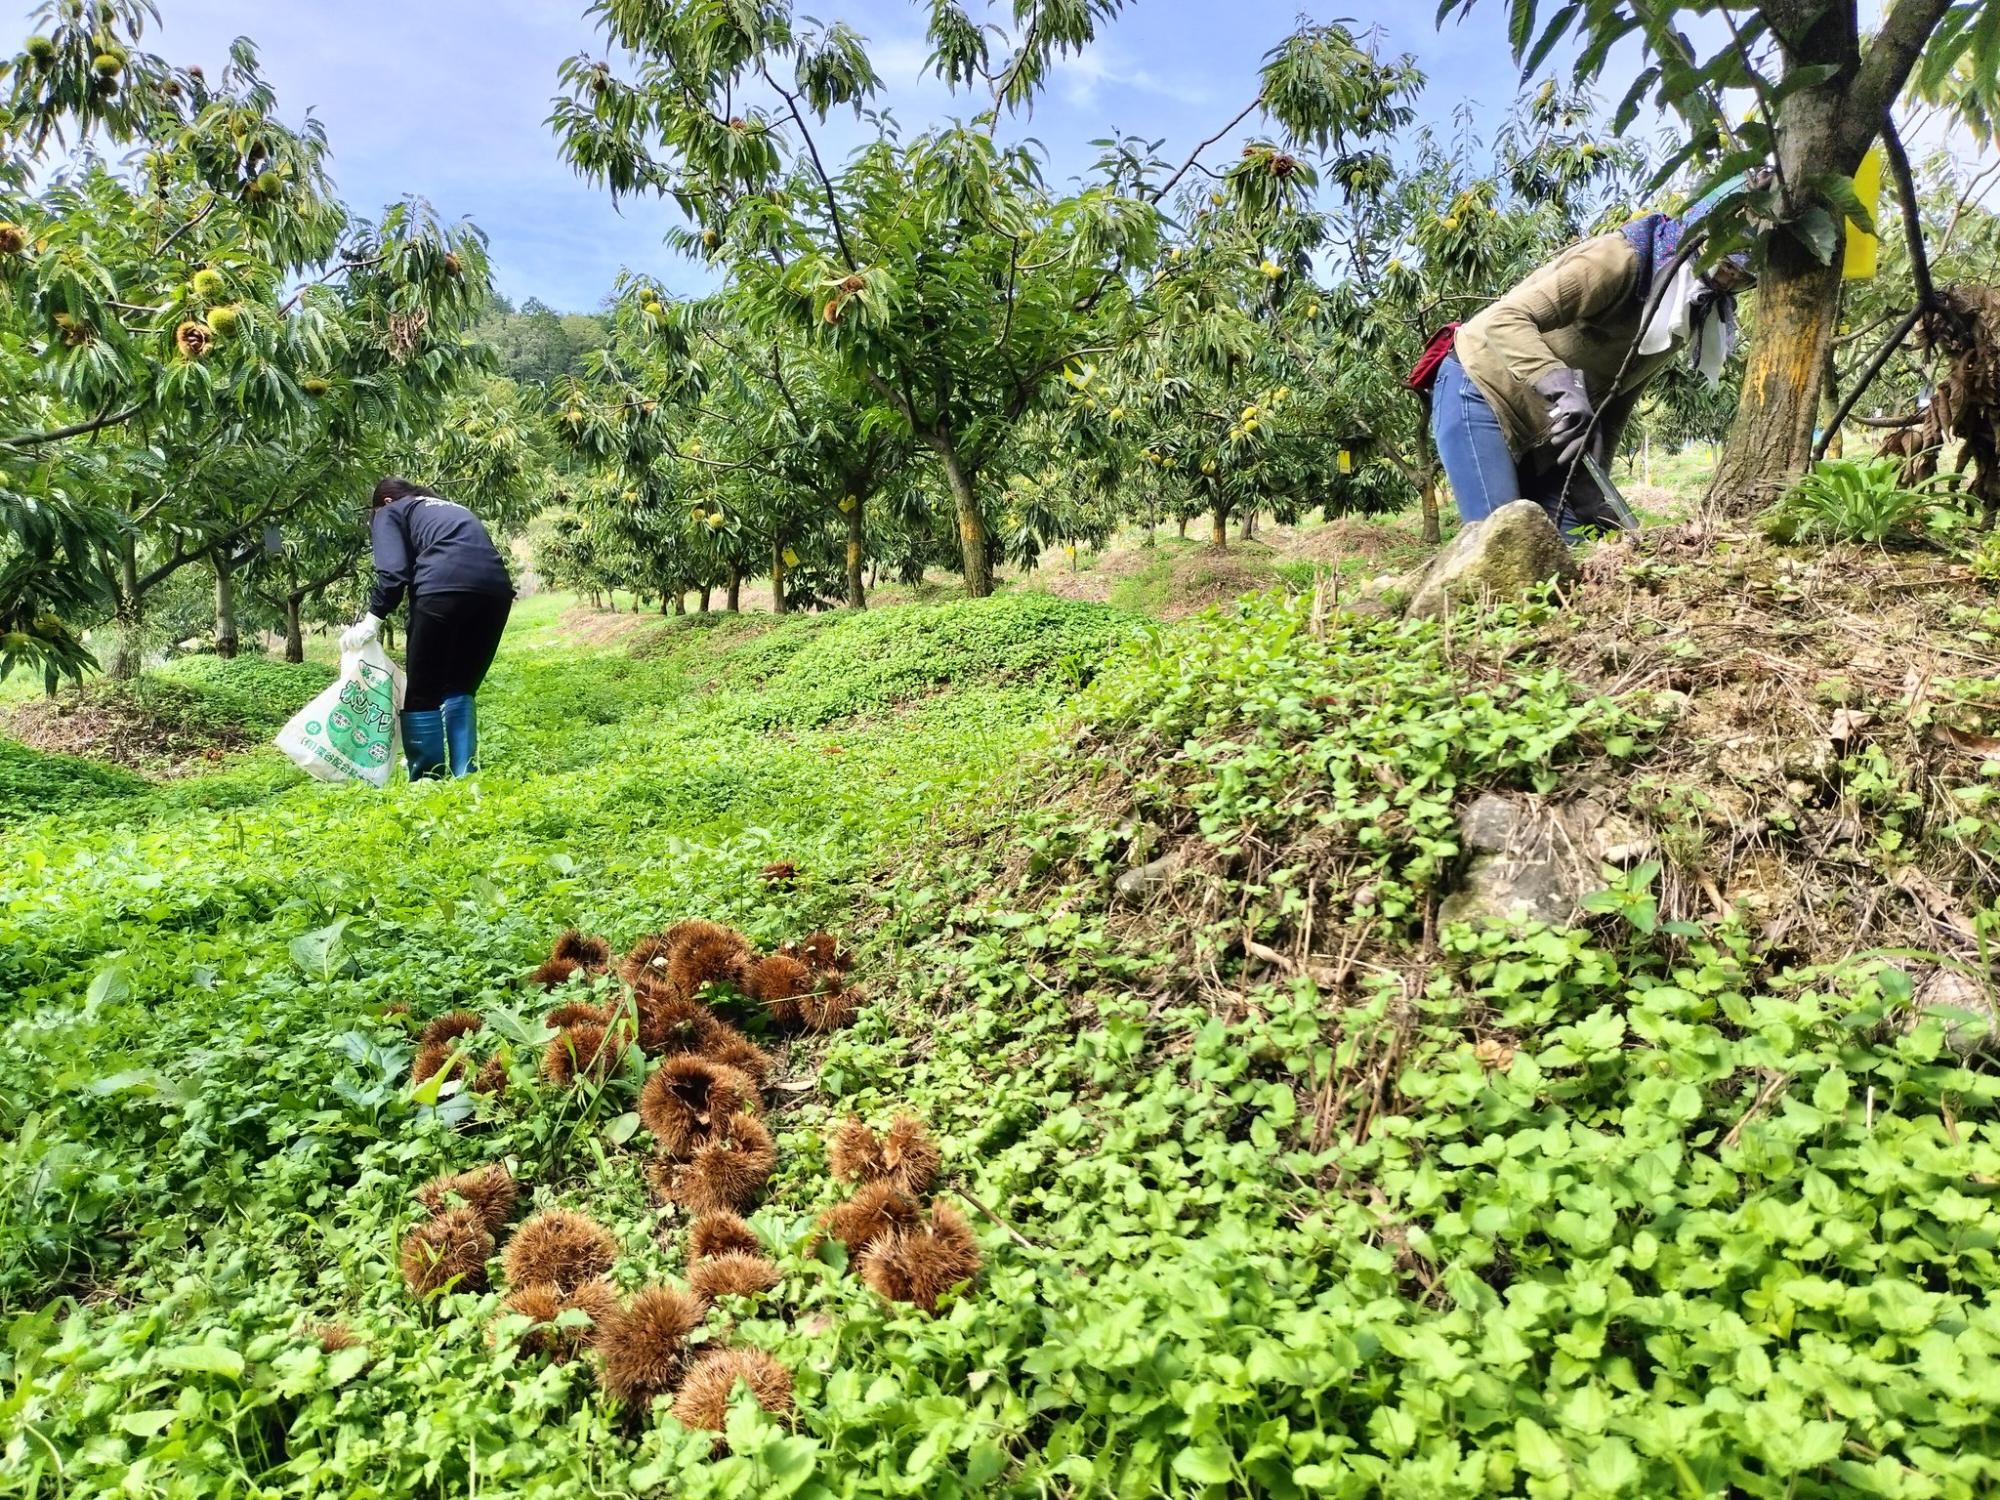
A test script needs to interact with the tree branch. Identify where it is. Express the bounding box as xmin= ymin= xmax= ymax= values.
xmin=1152 ymin=96 xmax=1262 ymax=204
xmin=1815 ymin=305 xmax=1924 ymax=460
xmin=761 ymin=63 xmax=858 ymax=271
xmin=1878 ymin=112 xmax=1938 ymax=313
xmin=1846 ymin=0 xmax=1956 ymax=157
xmin=0 ymin=401 xmax=147 ymax=449
xmin=153 ymin=193 xmax=219 ymax=257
